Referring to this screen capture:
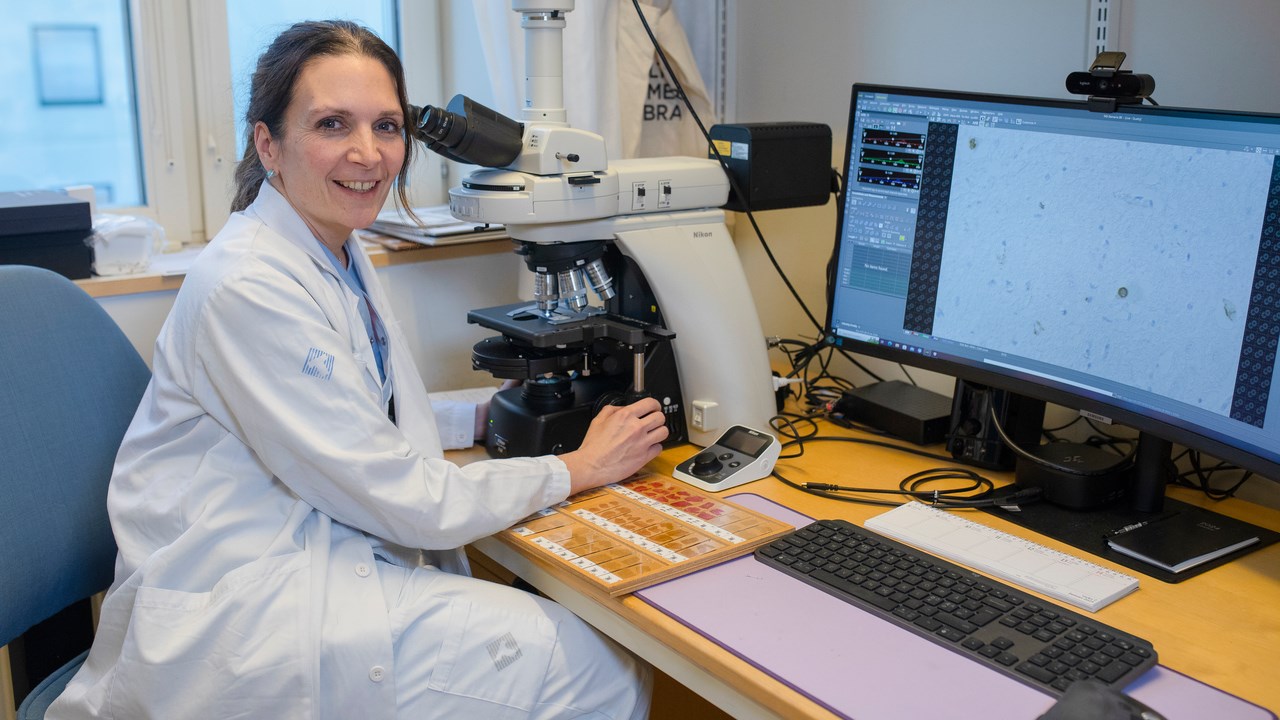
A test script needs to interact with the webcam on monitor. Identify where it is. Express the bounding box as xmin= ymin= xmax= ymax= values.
xmin=1065 ymin=51 xmax=1156 ymax=111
